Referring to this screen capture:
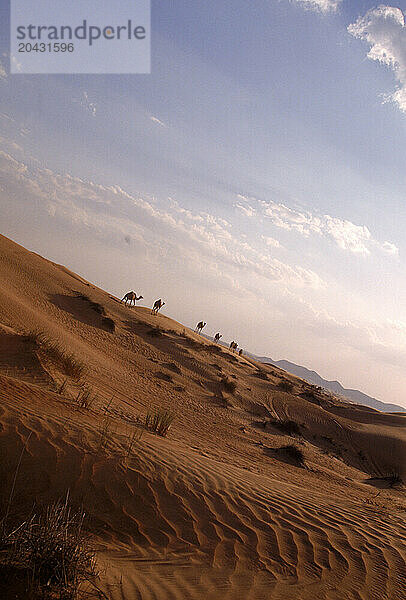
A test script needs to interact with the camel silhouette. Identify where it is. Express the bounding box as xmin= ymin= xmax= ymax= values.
xmin=214 ymin=333 xmax=222 ymax=343
xmin=121 ymin=291 xmax=143 ymax=306
xmin=195 ymin=321 xmax=206 ymax=334
xmin=151 ymin=299 xmax=165 ymax=315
